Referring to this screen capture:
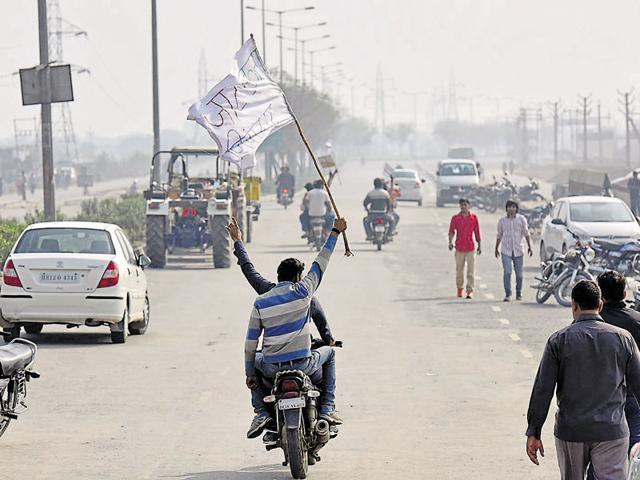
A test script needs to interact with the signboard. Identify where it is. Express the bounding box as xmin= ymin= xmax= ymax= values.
xmin=318 ymin=154 xmax=336 ymax=169
xmin=19 ymin=64 xmax=74 ymax=105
